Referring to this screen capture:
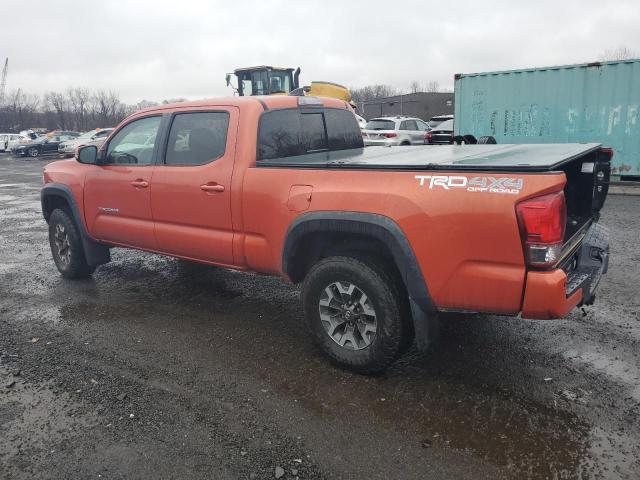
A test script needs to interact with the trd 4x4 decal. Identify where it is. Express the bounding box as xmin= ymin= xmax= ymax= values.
xmin=414 ymin=175 xmax=523 ymax=195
